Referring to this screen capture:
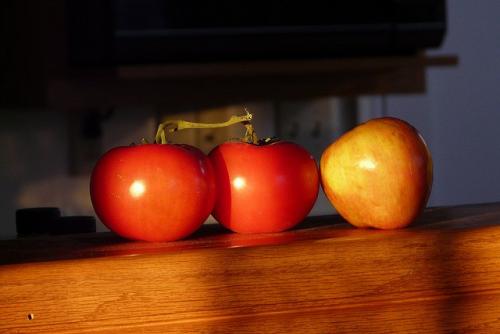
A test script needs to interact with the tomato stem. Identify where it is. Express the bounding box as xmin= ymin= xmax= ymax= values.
xmin=155 ymin=108 xmax=259 ymax=144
